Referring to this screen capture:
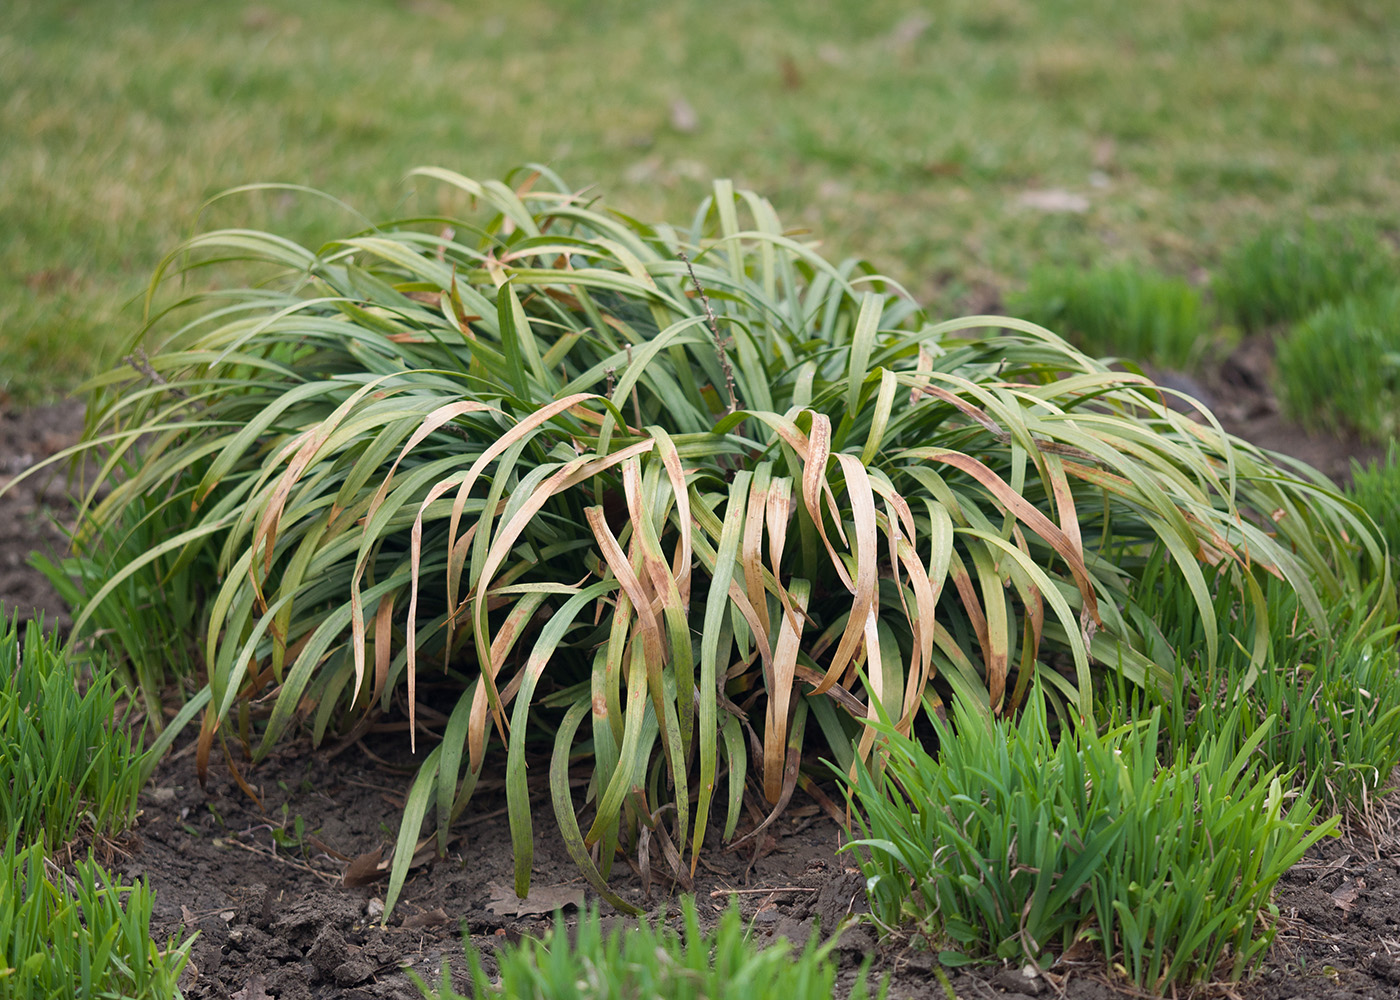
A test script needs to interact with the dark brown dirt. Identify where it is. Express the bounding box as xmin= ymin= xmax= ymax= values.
xmin=0 ymin=401 xmax=85 ymax=631
xmin=3 ymin=338 xmax=1398 ymax=999
xmin=123 ymin=736 xmax=888 ymax=1000
xmin=117 ymin=737 xmax=1400 ymax=1000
